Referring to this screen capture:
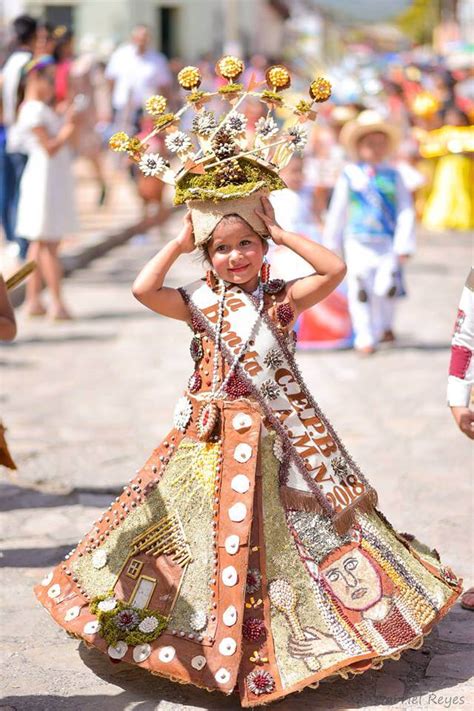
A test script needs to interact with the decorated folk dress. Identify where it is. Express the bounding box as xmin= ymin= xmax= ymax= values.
xmin=35 ymin=278 xmax=461 ymax=707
